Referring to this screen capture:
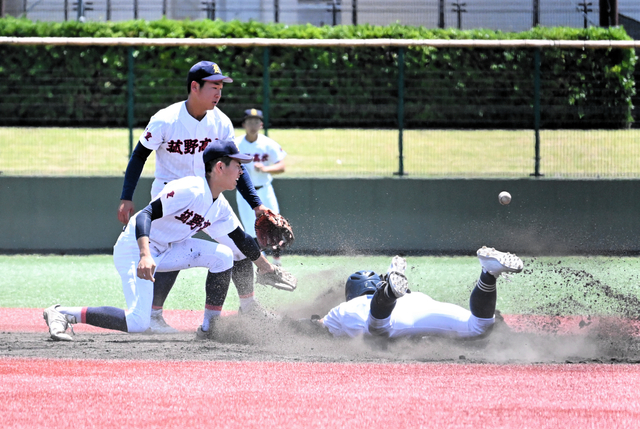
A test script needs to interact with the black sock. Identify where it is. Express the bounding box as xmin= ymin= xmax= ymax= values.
xmin=232 ymin=258 xmax=254 ymax=297
xmin=469 ymin=270 xmax=497 ymax=319
xmin=85 ymin=307 xmax=128 ymax=332
xmin=152 ymin=270 xmax=180 ymax=308
xmin=370 ymin=284 xmax=397 ymax=320
xmin=205 ymin=268 xmax=233 ymax=308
